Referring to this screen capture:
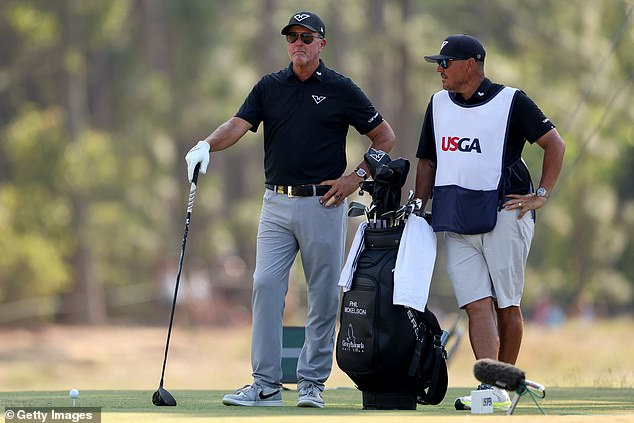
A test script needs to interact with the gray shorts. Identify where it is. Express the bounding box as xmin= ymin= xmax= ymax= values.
xmin=444 ymin=209 xmax=534 ymax=308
